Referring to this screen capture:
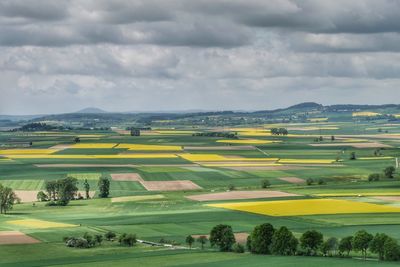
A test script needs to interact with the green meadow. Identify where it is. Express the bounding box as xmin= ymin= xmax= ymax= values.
xmin=1 ymin=121 xmax=400 ymax=266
